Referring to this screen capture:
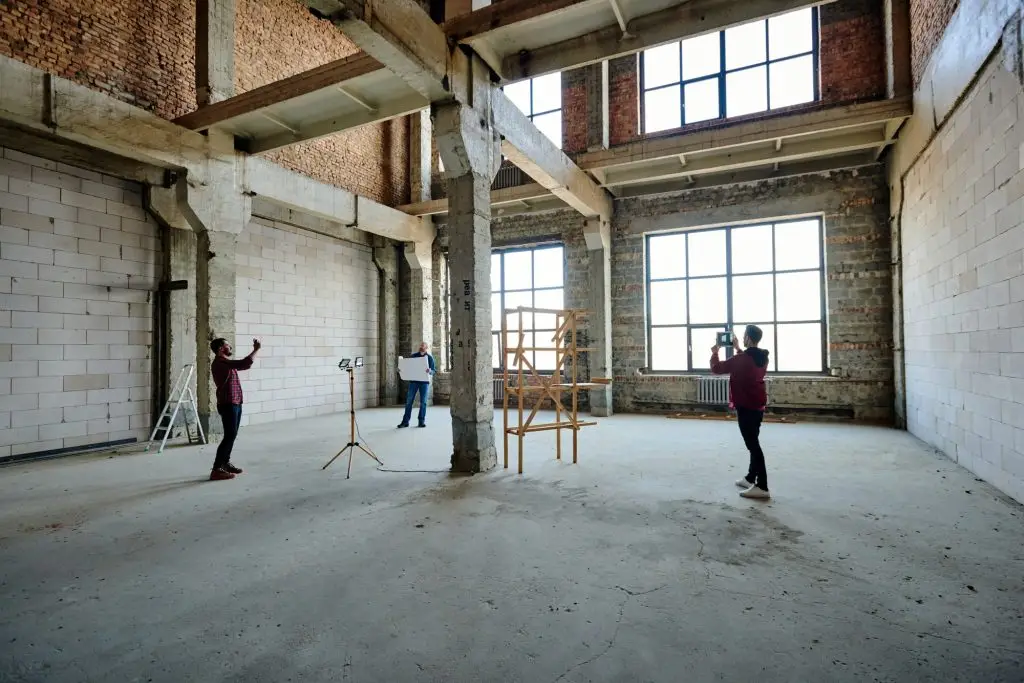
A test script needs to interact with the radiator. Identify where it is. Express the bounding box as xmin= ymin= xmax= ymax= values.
xmin=697 ymin=376 xmax=730 ymax=405
xmin=493 ymin=377 xmax=504 ymax=403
